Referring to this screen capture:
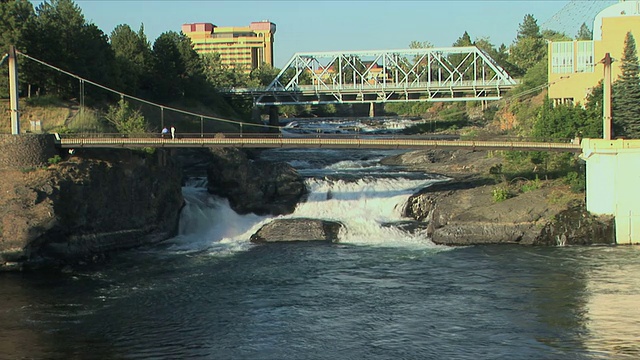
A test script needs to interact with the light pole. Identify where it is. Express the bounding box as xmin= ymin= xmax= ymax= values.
xmin=602 ymin=53 xmax=613 ymax=140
